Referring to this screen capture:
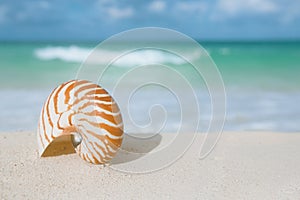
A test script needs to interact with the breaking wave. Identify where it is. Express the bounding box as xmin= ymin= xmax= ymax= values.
xmin=34 ymin=45 xmax=201 ymax=66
